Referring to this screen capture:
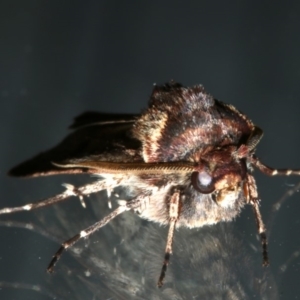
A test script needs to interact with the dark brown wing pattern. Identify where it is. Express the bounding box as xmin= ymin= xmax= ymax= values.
xmin=9 ymin=112 xmax=141 ymax=177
